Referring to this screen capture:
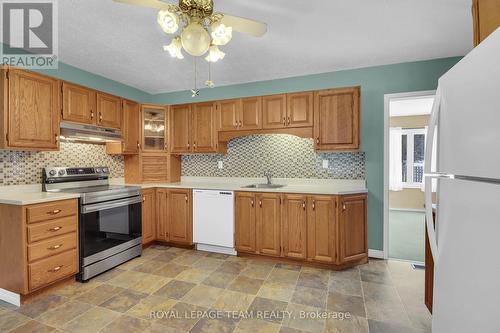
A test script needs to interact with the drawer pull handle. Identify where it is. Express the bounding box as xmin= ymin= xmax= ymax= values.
xmin=49 ymin=209 xmax=61 ymax=215
xmin=48 ymin=265 xmax=63 ymax=273
xmin=48 ymin=244 xmax=63 ymax=250
xmin=48 ymin=226 xmax=62 ymax=232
